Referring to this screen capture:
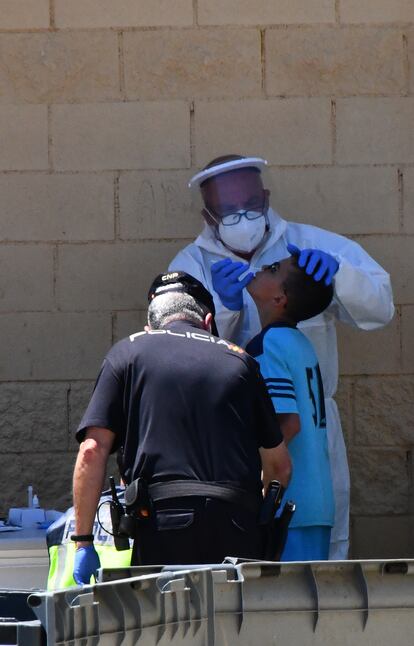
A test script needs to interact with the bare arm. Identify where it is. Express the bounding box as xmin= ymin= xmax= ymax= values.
xmin=73 ymin=426 xmax=115 ymax=547
xmin=277 ymin=413 xmax=300 ymax=445
xmin=259 ymin=441 xmax=292 ymax=491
